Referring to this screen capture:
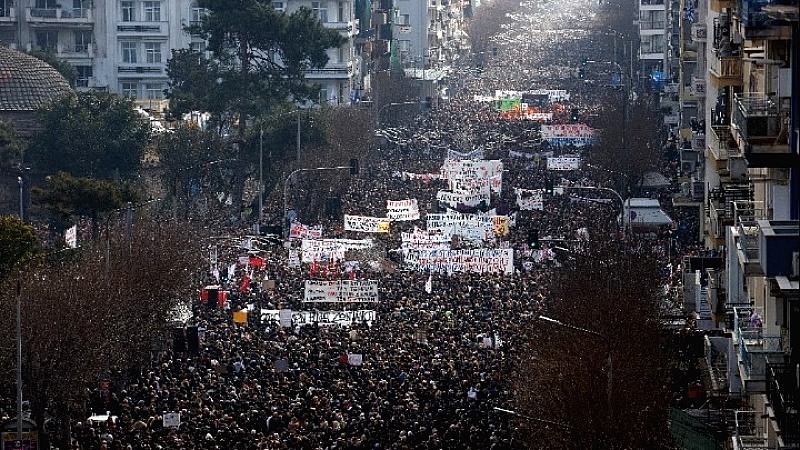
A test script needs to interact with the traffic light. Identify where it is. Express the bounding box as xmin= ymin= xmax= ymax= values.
xmin=578 ymin=68 xmax=585 ymax=79
xmin=545 ymin=178 xmax=554 ymax=195
xmin=527 ymin=229 xmax=540 ymax=250
xmin=349 ymin=158 xmax=359 ymax=175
